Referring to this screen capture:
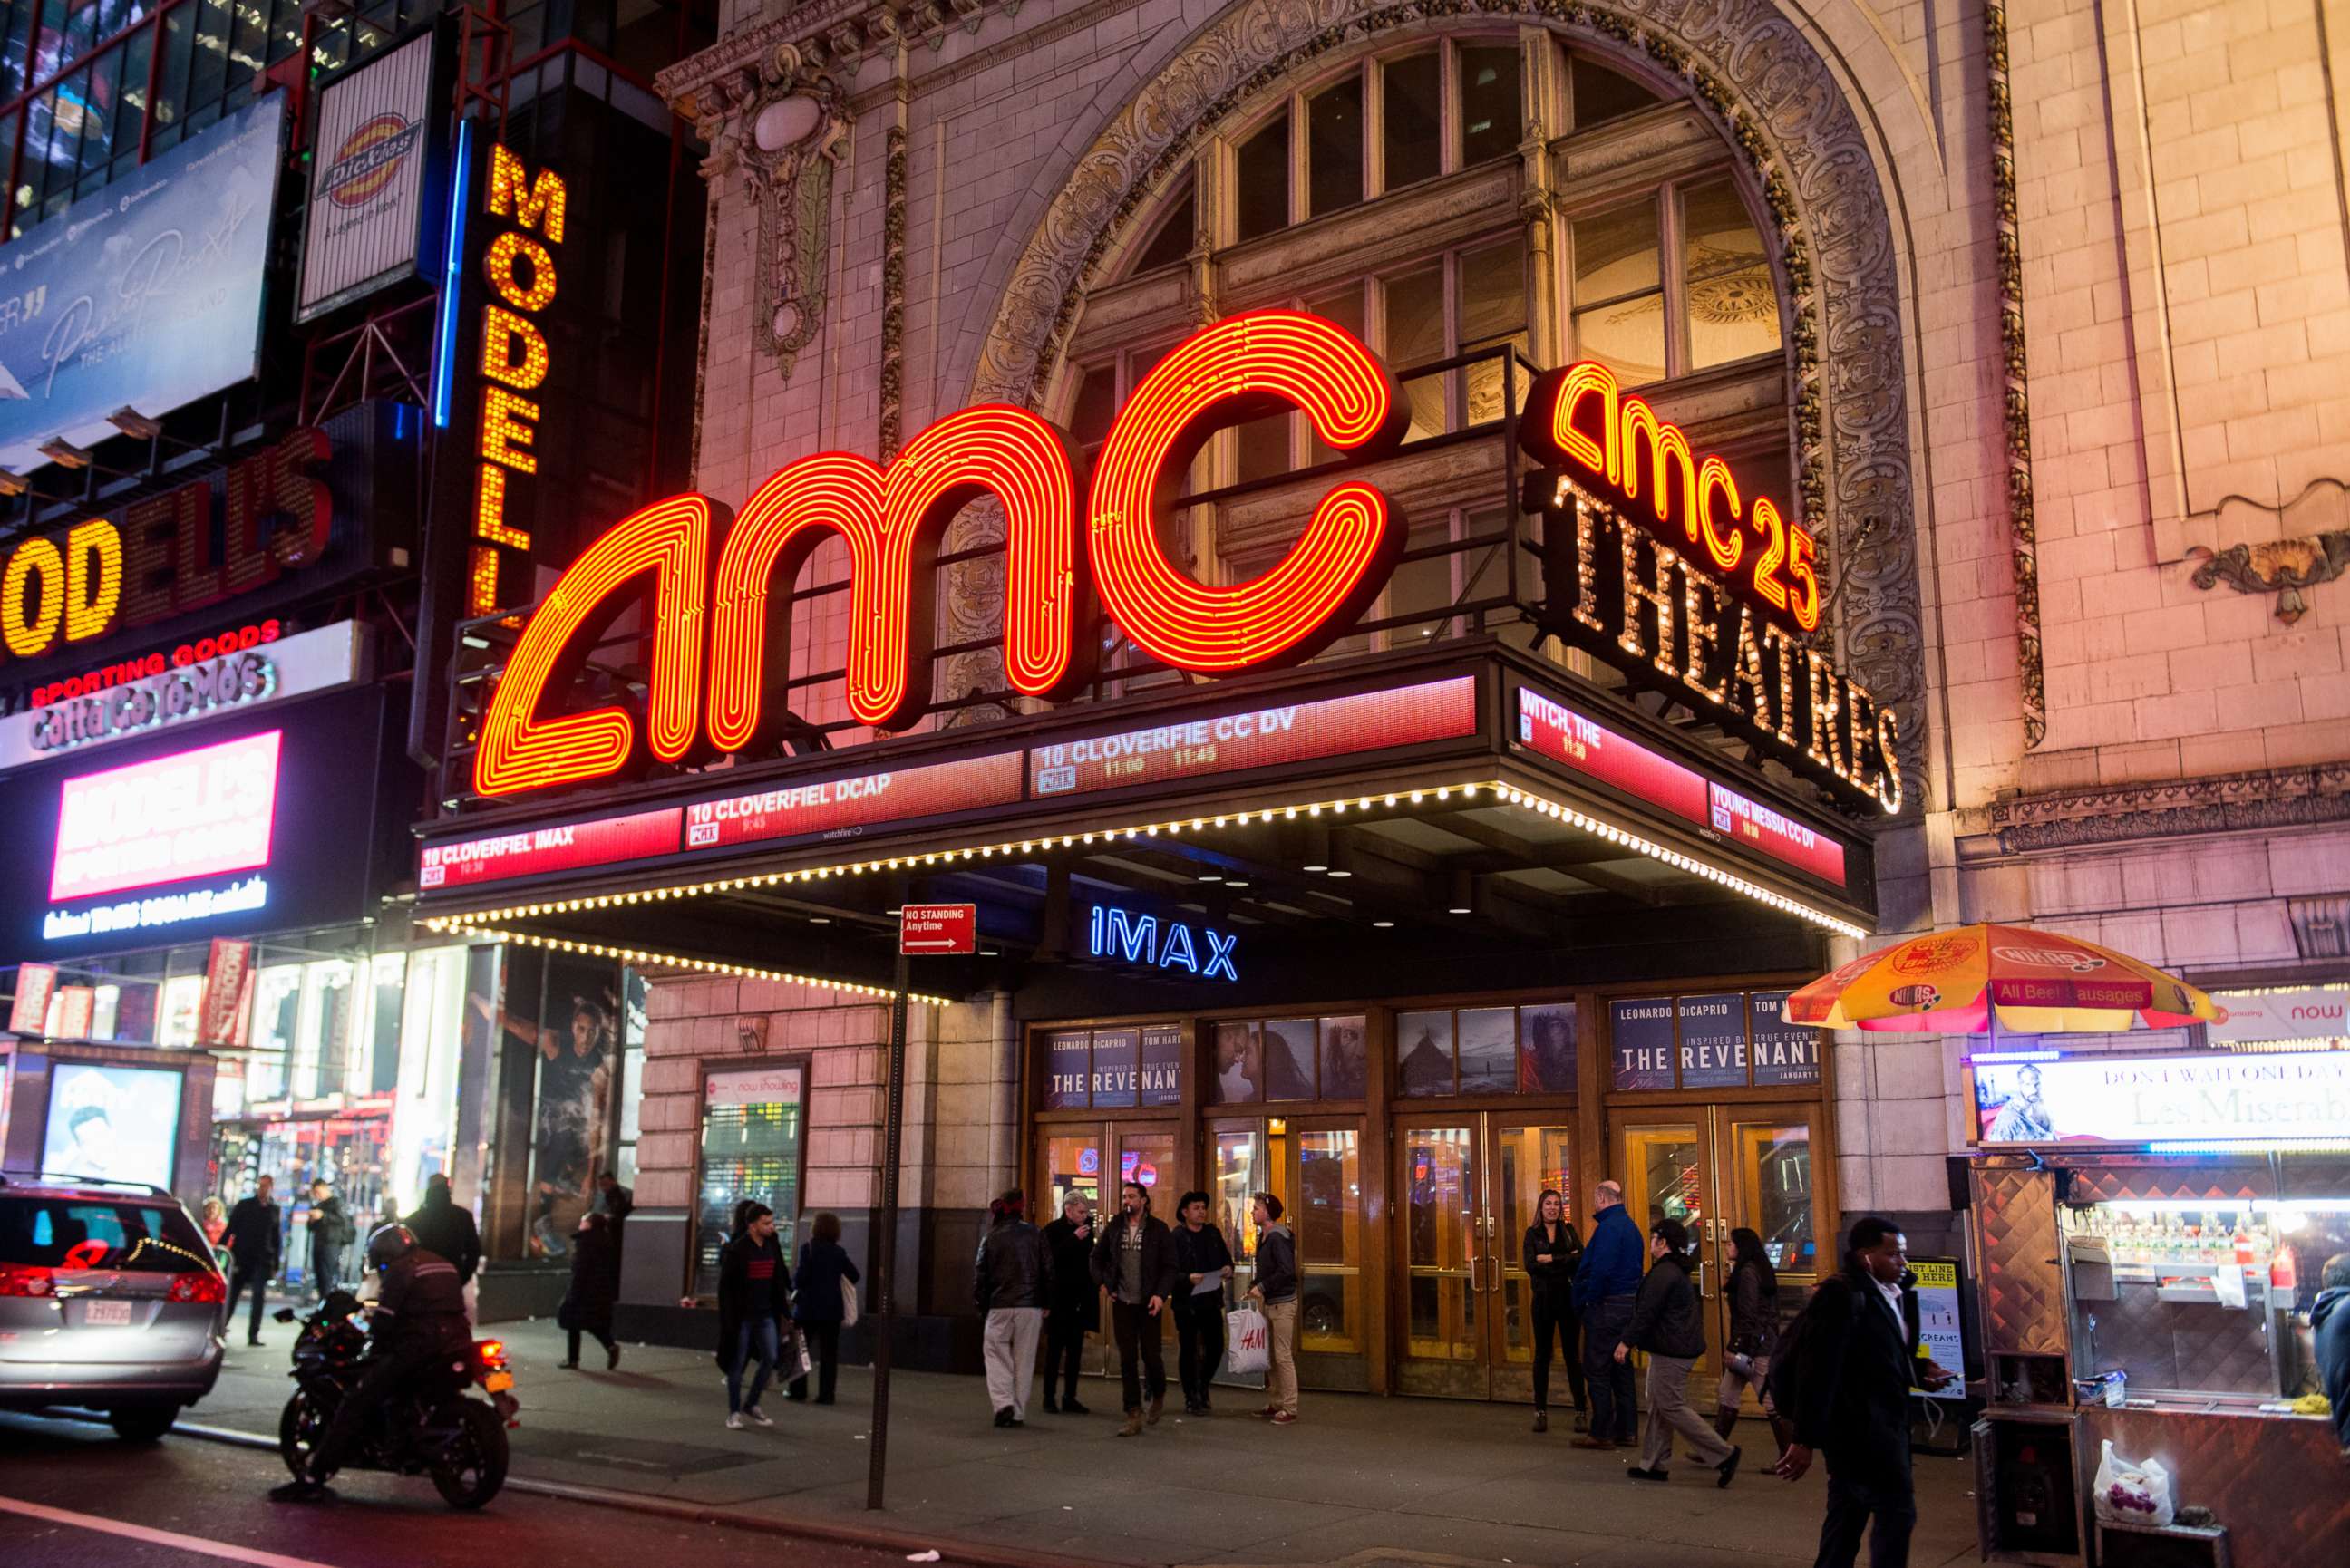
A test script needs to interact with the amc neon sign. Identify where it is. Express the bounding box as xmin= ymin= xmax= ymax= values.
xmin=475 ymin=310 xmax=1894 ymax=809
